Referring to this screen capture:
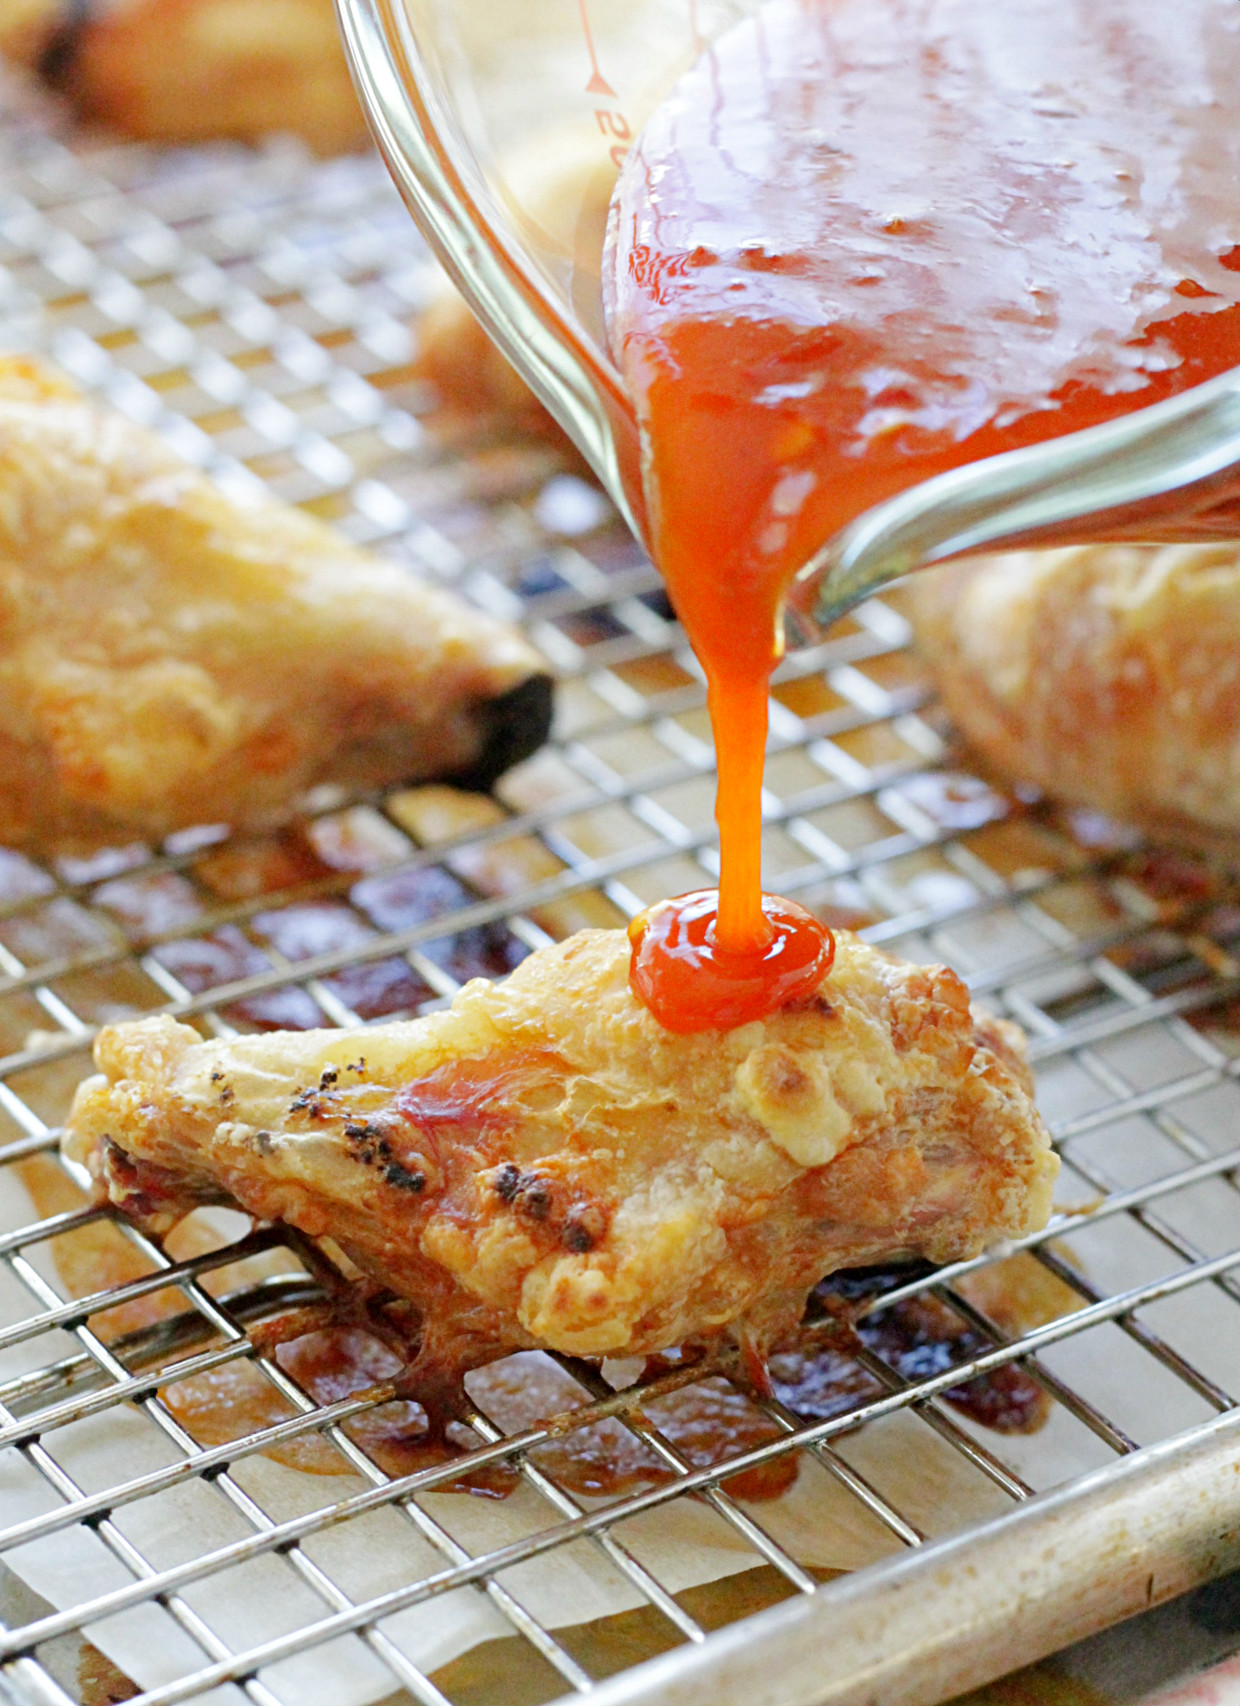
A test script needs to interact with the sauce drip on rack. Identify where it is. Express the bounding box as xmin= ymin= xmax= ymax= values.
xmin=19 ymin=1158 xmax=1059 ymax=1501
xmin=606 ymin=0 xmax=1240 ymax=1029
